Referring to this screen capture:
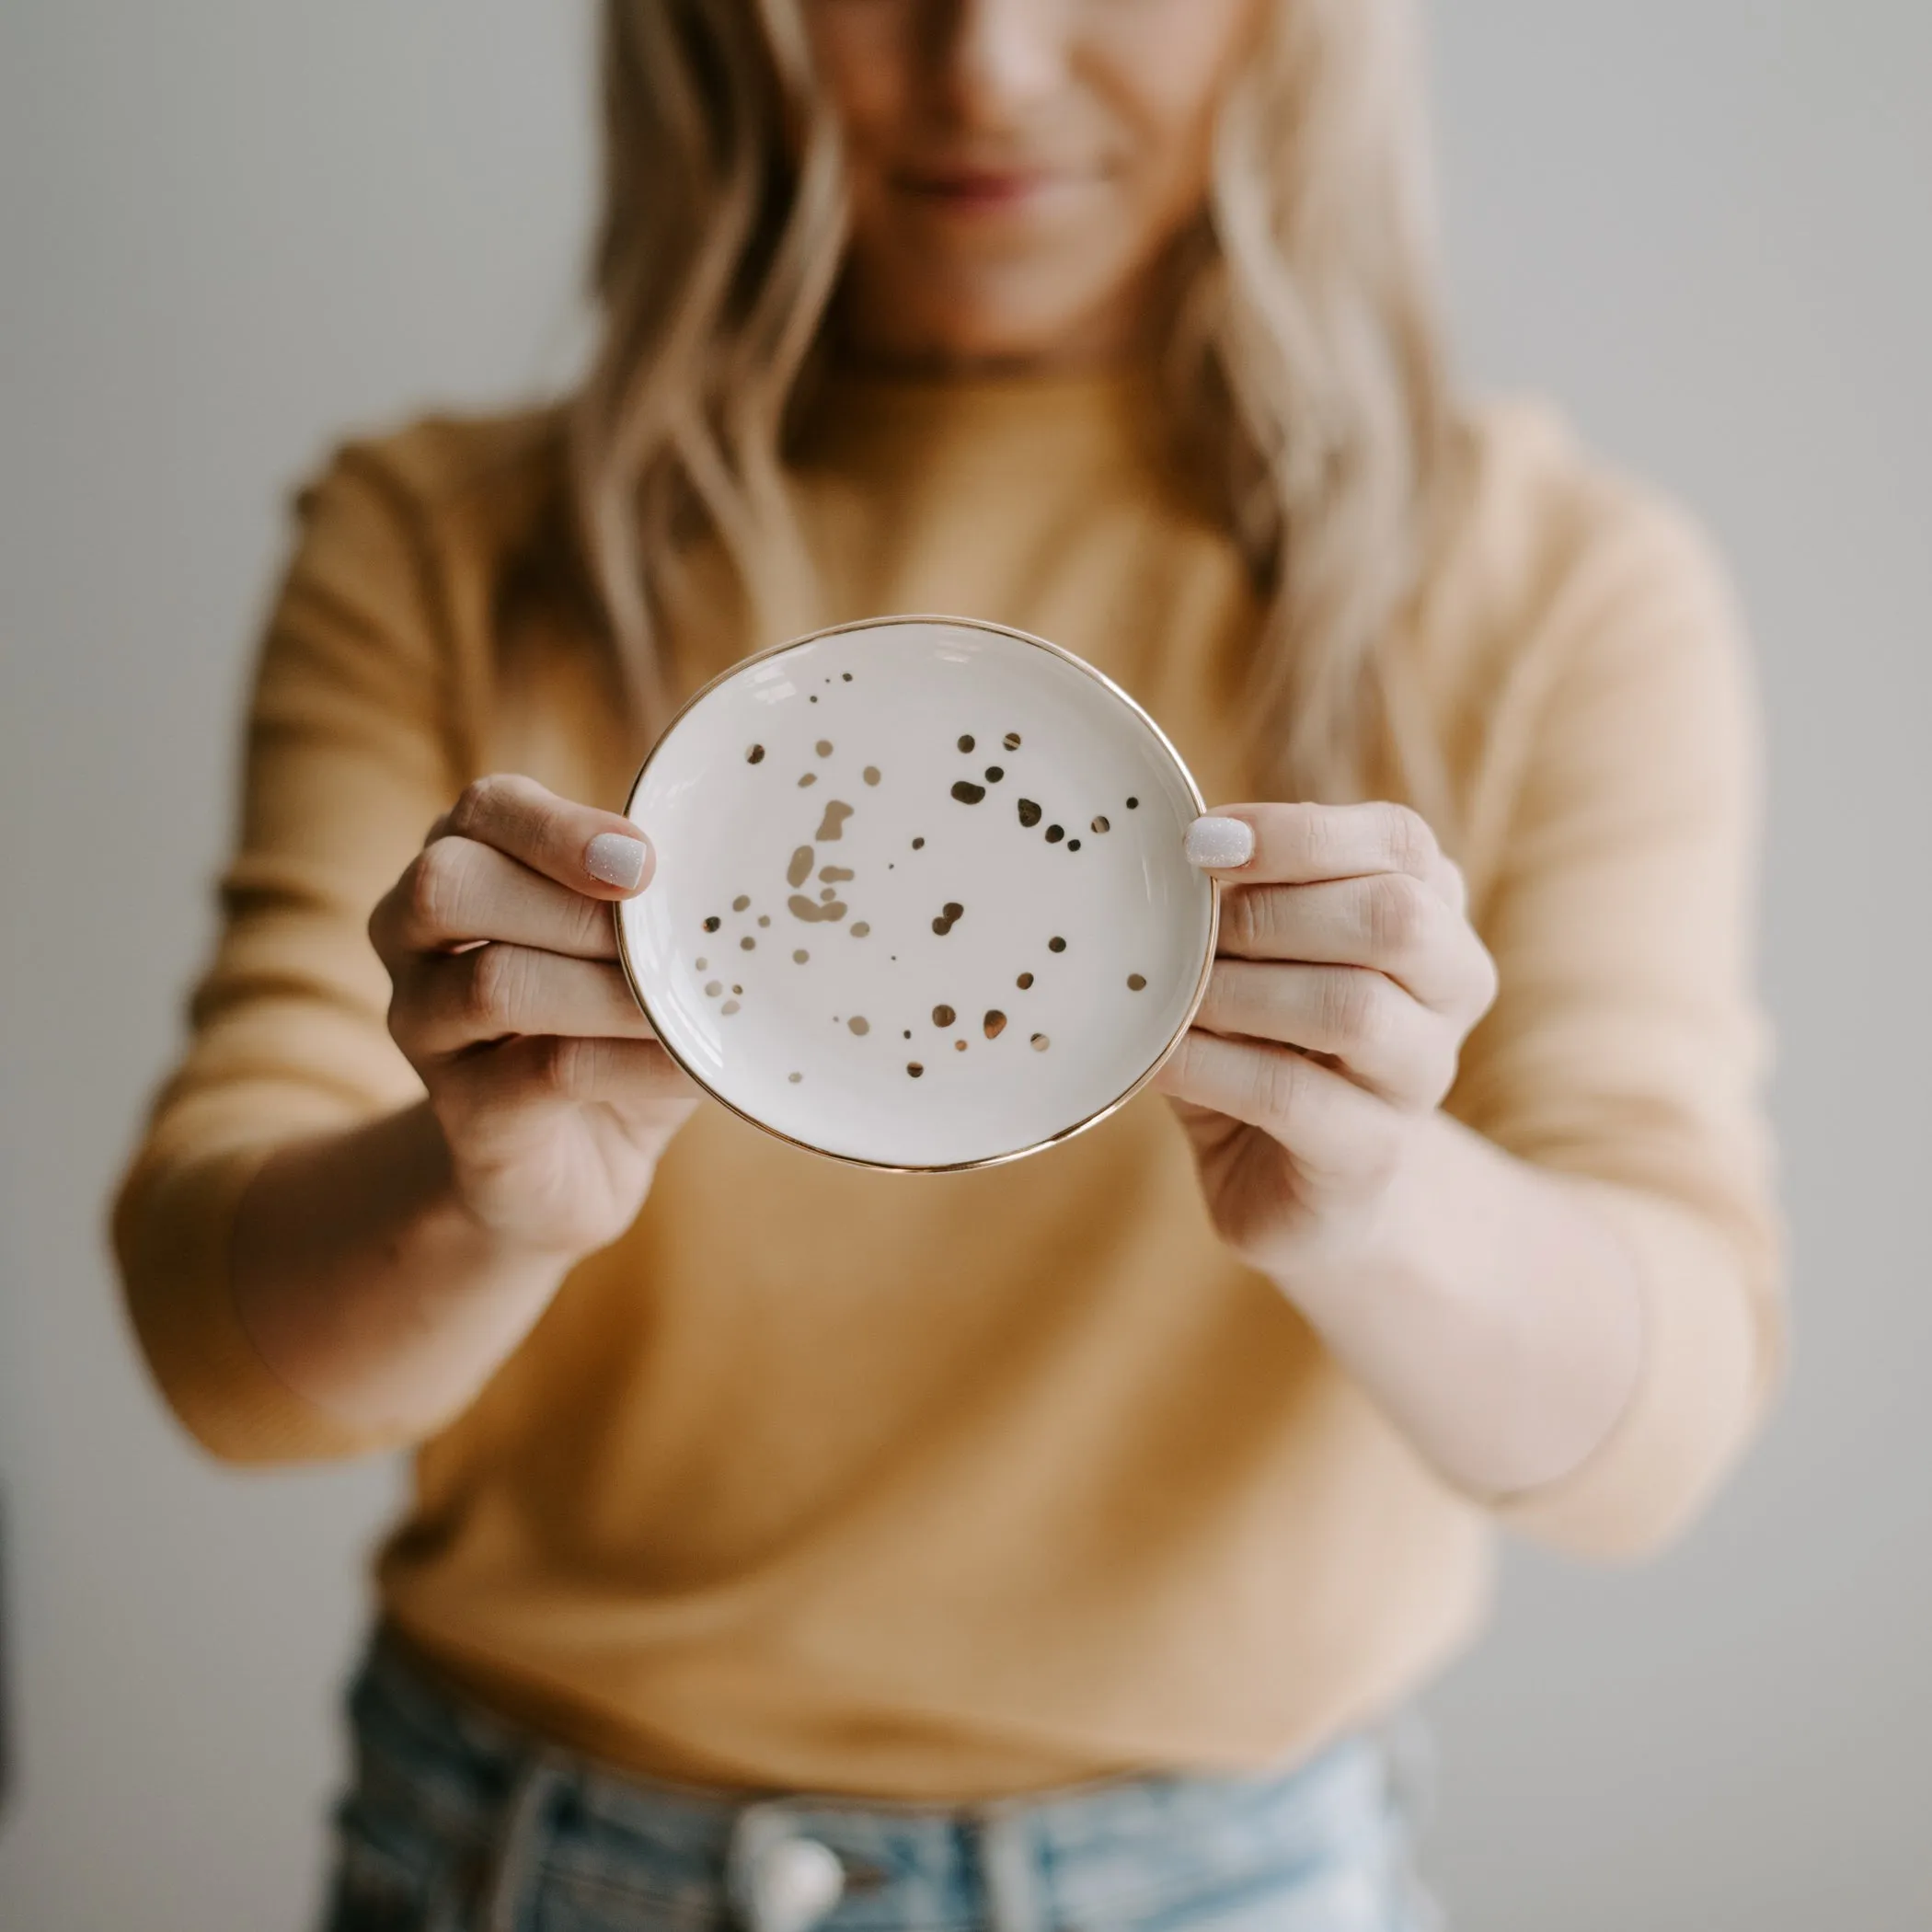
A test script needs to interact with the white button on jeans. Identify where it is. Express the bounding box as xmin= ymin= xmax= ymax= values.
xmin=750 ymin=1833 xmax=846 ymax=1932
